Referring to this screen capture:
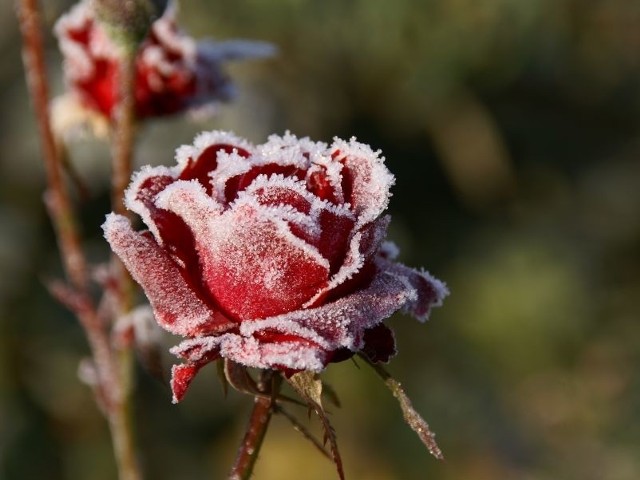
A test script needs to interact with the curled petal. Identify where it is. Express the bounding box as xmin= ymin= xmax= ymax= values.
xmin=379 ymin=259 xmax=450 ymax=322
xmin=102 ymin=214 xmax=233 ymax=336
xmin=240 ymin=262 xmax=438 ymax=354
xmin=331 ymin=137 xmax=395 ymax=226
xmin=169 ymin=333 xmax=326 ymax=401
